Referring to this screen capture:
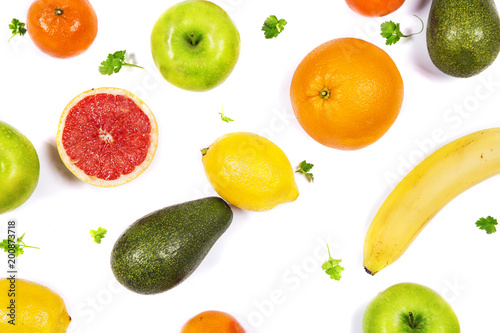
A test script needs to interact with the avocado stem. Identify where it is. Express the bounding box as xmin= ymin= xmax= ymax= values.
xmin=55 ymin=8 xmax=63 ymax=15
